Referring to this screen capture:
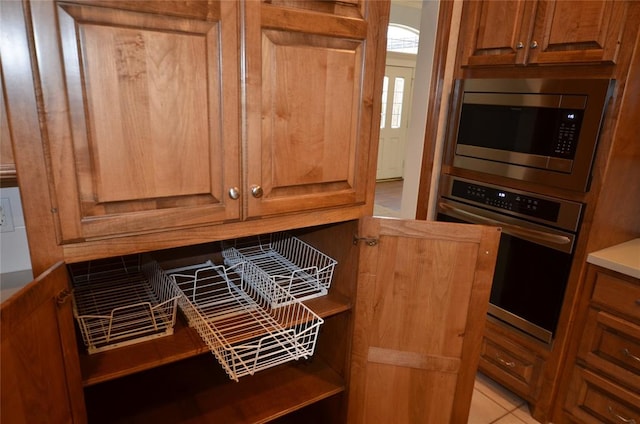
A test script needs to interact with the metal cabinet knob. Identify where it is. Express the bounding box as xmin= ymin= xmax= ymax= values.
xmin=228 ymin=187 xmax=240 ymax=200
xmin=516 ymin=41 xmax=524 ymax=49
xmin=530 ymin=40 xmax=538 ymax=49
xmin=250 ymin=185 xmax=263 ymax=198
